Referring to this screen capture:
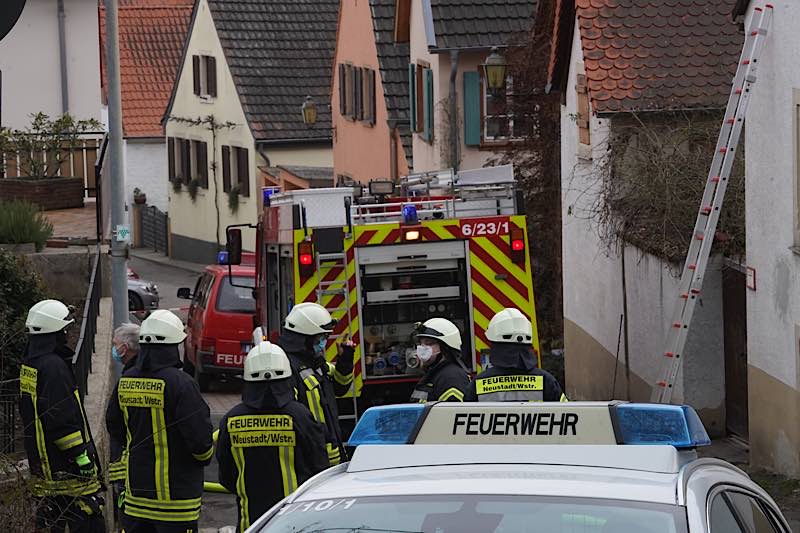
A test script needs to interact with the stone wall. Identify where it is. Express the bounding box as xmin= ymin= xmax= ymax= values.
xmin=0 ymin=177 xmax=84 ymax=210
